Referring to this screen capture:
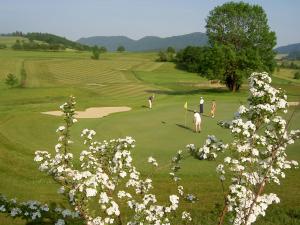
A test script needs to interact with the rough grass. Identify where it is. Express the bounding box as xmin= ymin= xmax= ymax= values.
xmin=0 ymin=49 xmax=299 ymax=224
xmin=0 ymin=36 xmax=28 ymax=47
